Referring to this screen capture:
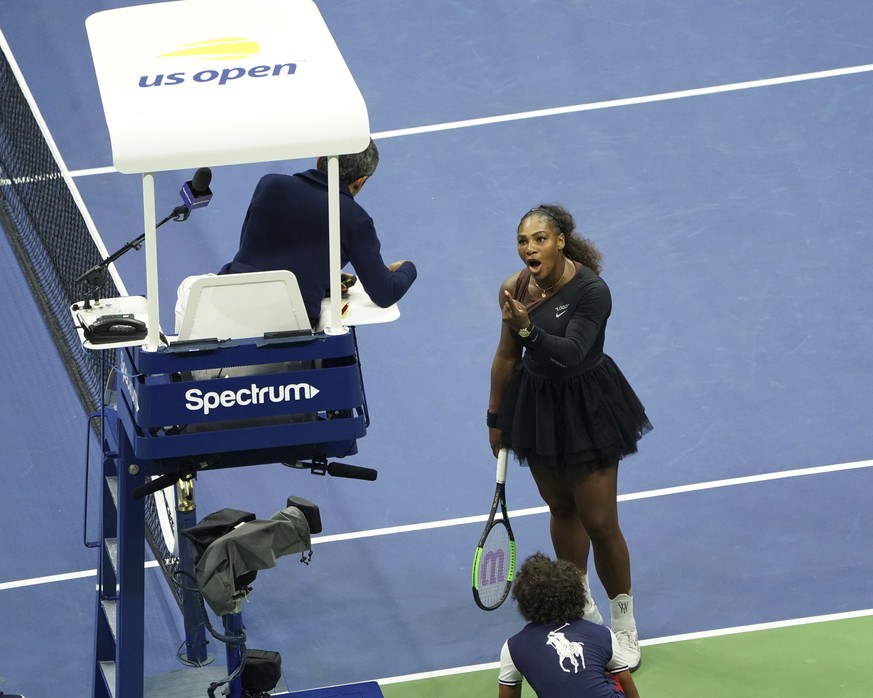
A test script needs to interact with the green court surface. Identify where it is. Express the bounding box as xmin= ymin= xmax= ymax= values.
xmin=380 ymin=614 xmax=873 ymax=697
